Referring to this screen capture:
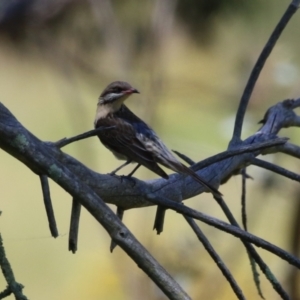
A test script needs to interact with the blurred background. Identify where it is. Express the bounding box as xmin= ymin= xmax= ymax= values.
xmin=0 ymin=0 xmax=300 ymax=299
